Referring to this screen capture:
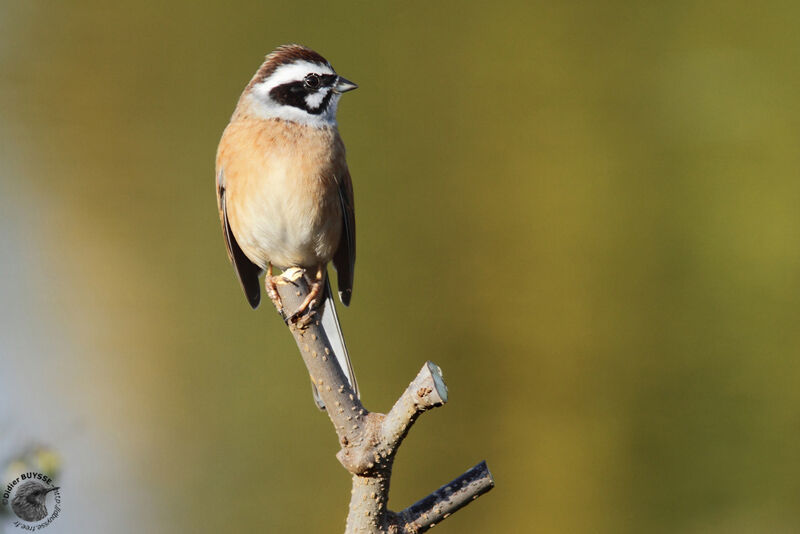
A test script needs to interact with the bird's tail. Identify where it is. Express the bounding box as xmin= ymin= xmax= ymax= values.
xmin=311 ymin=276 xmax=359 ymax=409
